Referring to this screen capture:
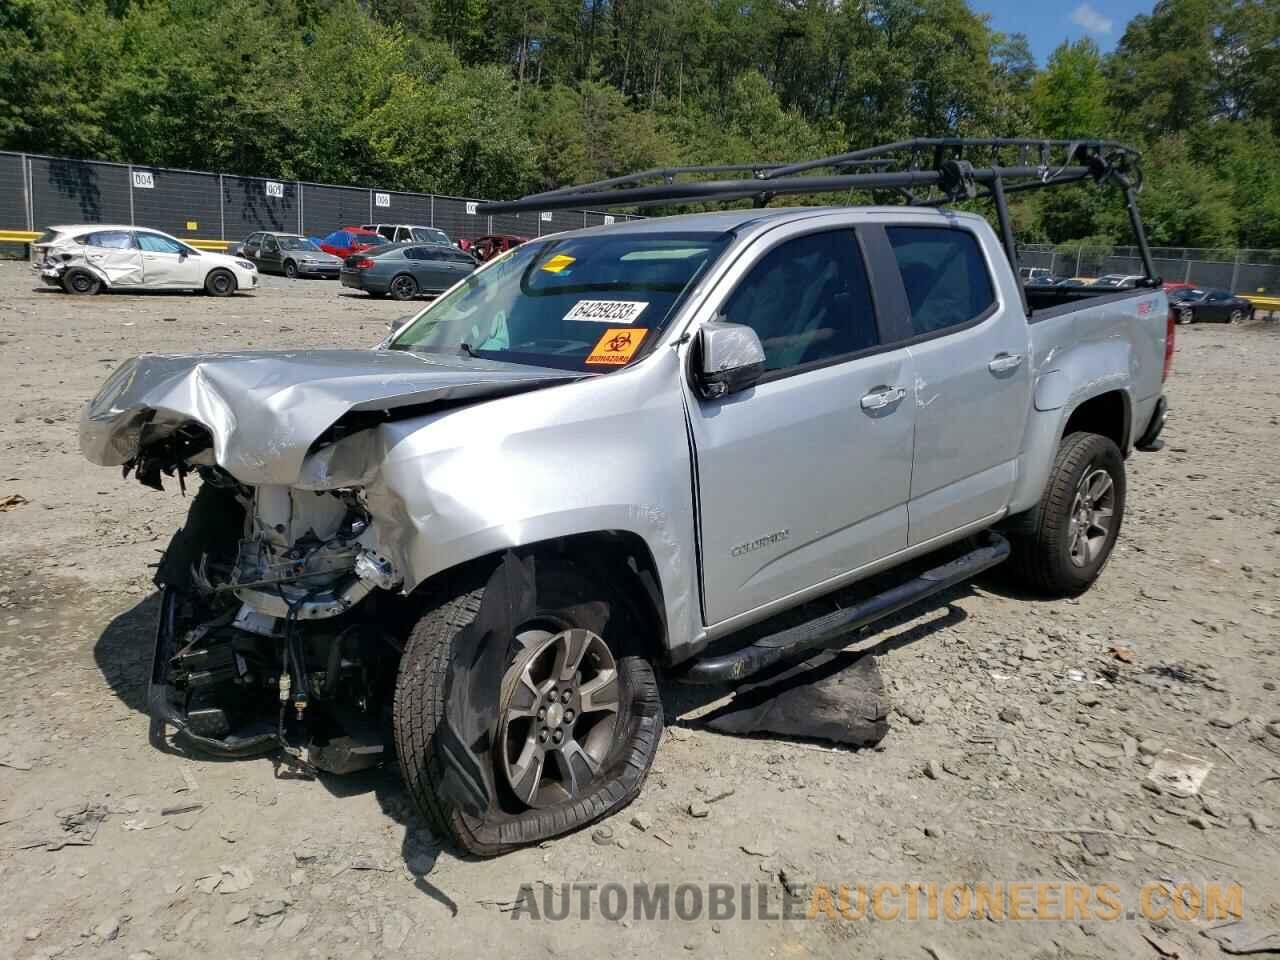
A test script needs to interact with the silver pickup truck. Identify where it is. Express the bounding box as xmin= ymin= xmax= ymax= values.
xmin=80 ymin=139 xmax=1173 ymax=855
